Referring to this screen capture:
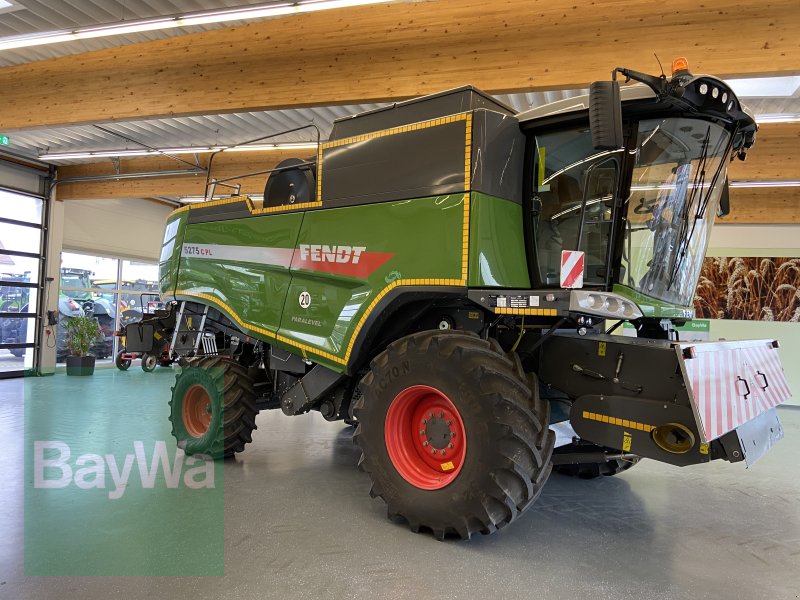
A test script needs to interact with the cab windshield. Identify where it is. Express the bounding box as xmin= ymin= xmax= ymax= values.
xmin=620 ymin=118 xmax=730 ymax=307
